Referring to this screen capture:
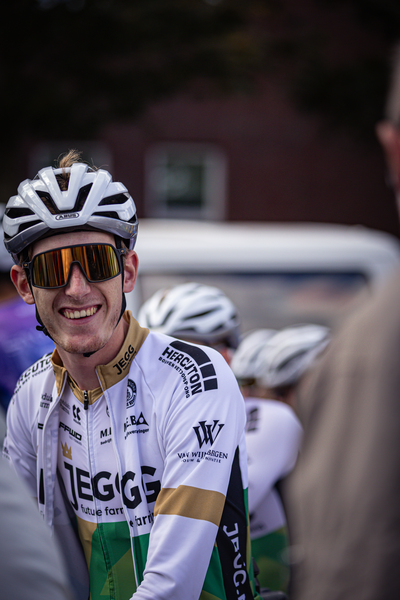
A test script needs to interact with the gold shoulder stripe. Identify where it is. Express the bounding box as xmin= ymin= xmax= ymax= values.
xmin=154 ymin=486 xmax=225 ymax=527
xmin=52 ymin=349 xmax=68 ymax=396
